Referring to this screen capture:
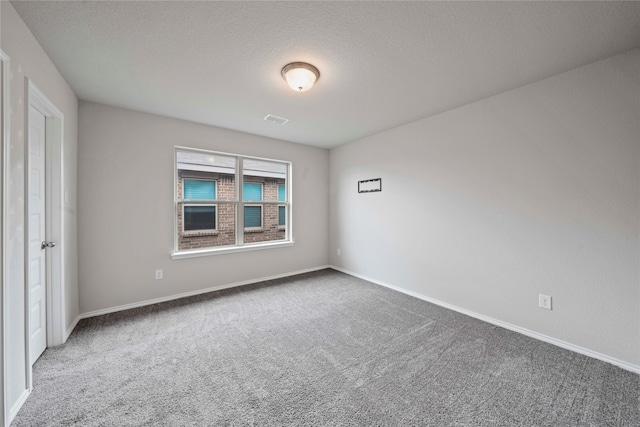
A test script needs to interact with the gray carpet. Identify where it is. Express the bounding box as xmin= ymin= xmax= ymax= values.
xmin=12 ymin=269 xmax=640 ymax=426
